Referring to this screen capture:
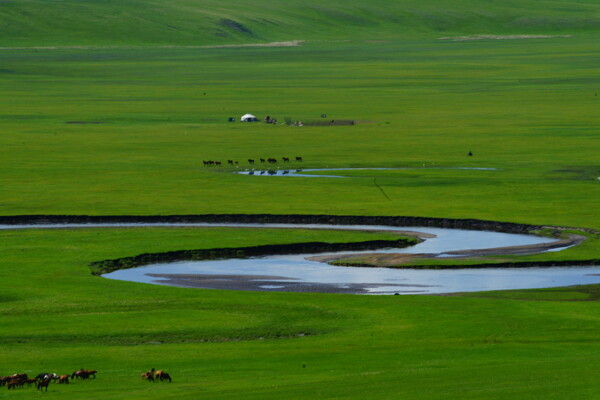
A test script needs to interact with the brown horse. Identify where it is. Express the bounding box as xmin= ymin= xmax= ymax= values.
xmin=71 ymin=369 xmax=96 ymax=380
xmin=58 ymin=375 xmax=69 ymax=384
xmin=155 ymin=370 xmax=172 ymax=383
xmin=37 ymin=378 xmax=51 ymax=392
xmin=141 ymin=368 xmax=155 ymax=382
xmin=7 ymin=379 xmax=25 ymax=390
xmin=24 ymin=378 xmax=37 ymax=387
